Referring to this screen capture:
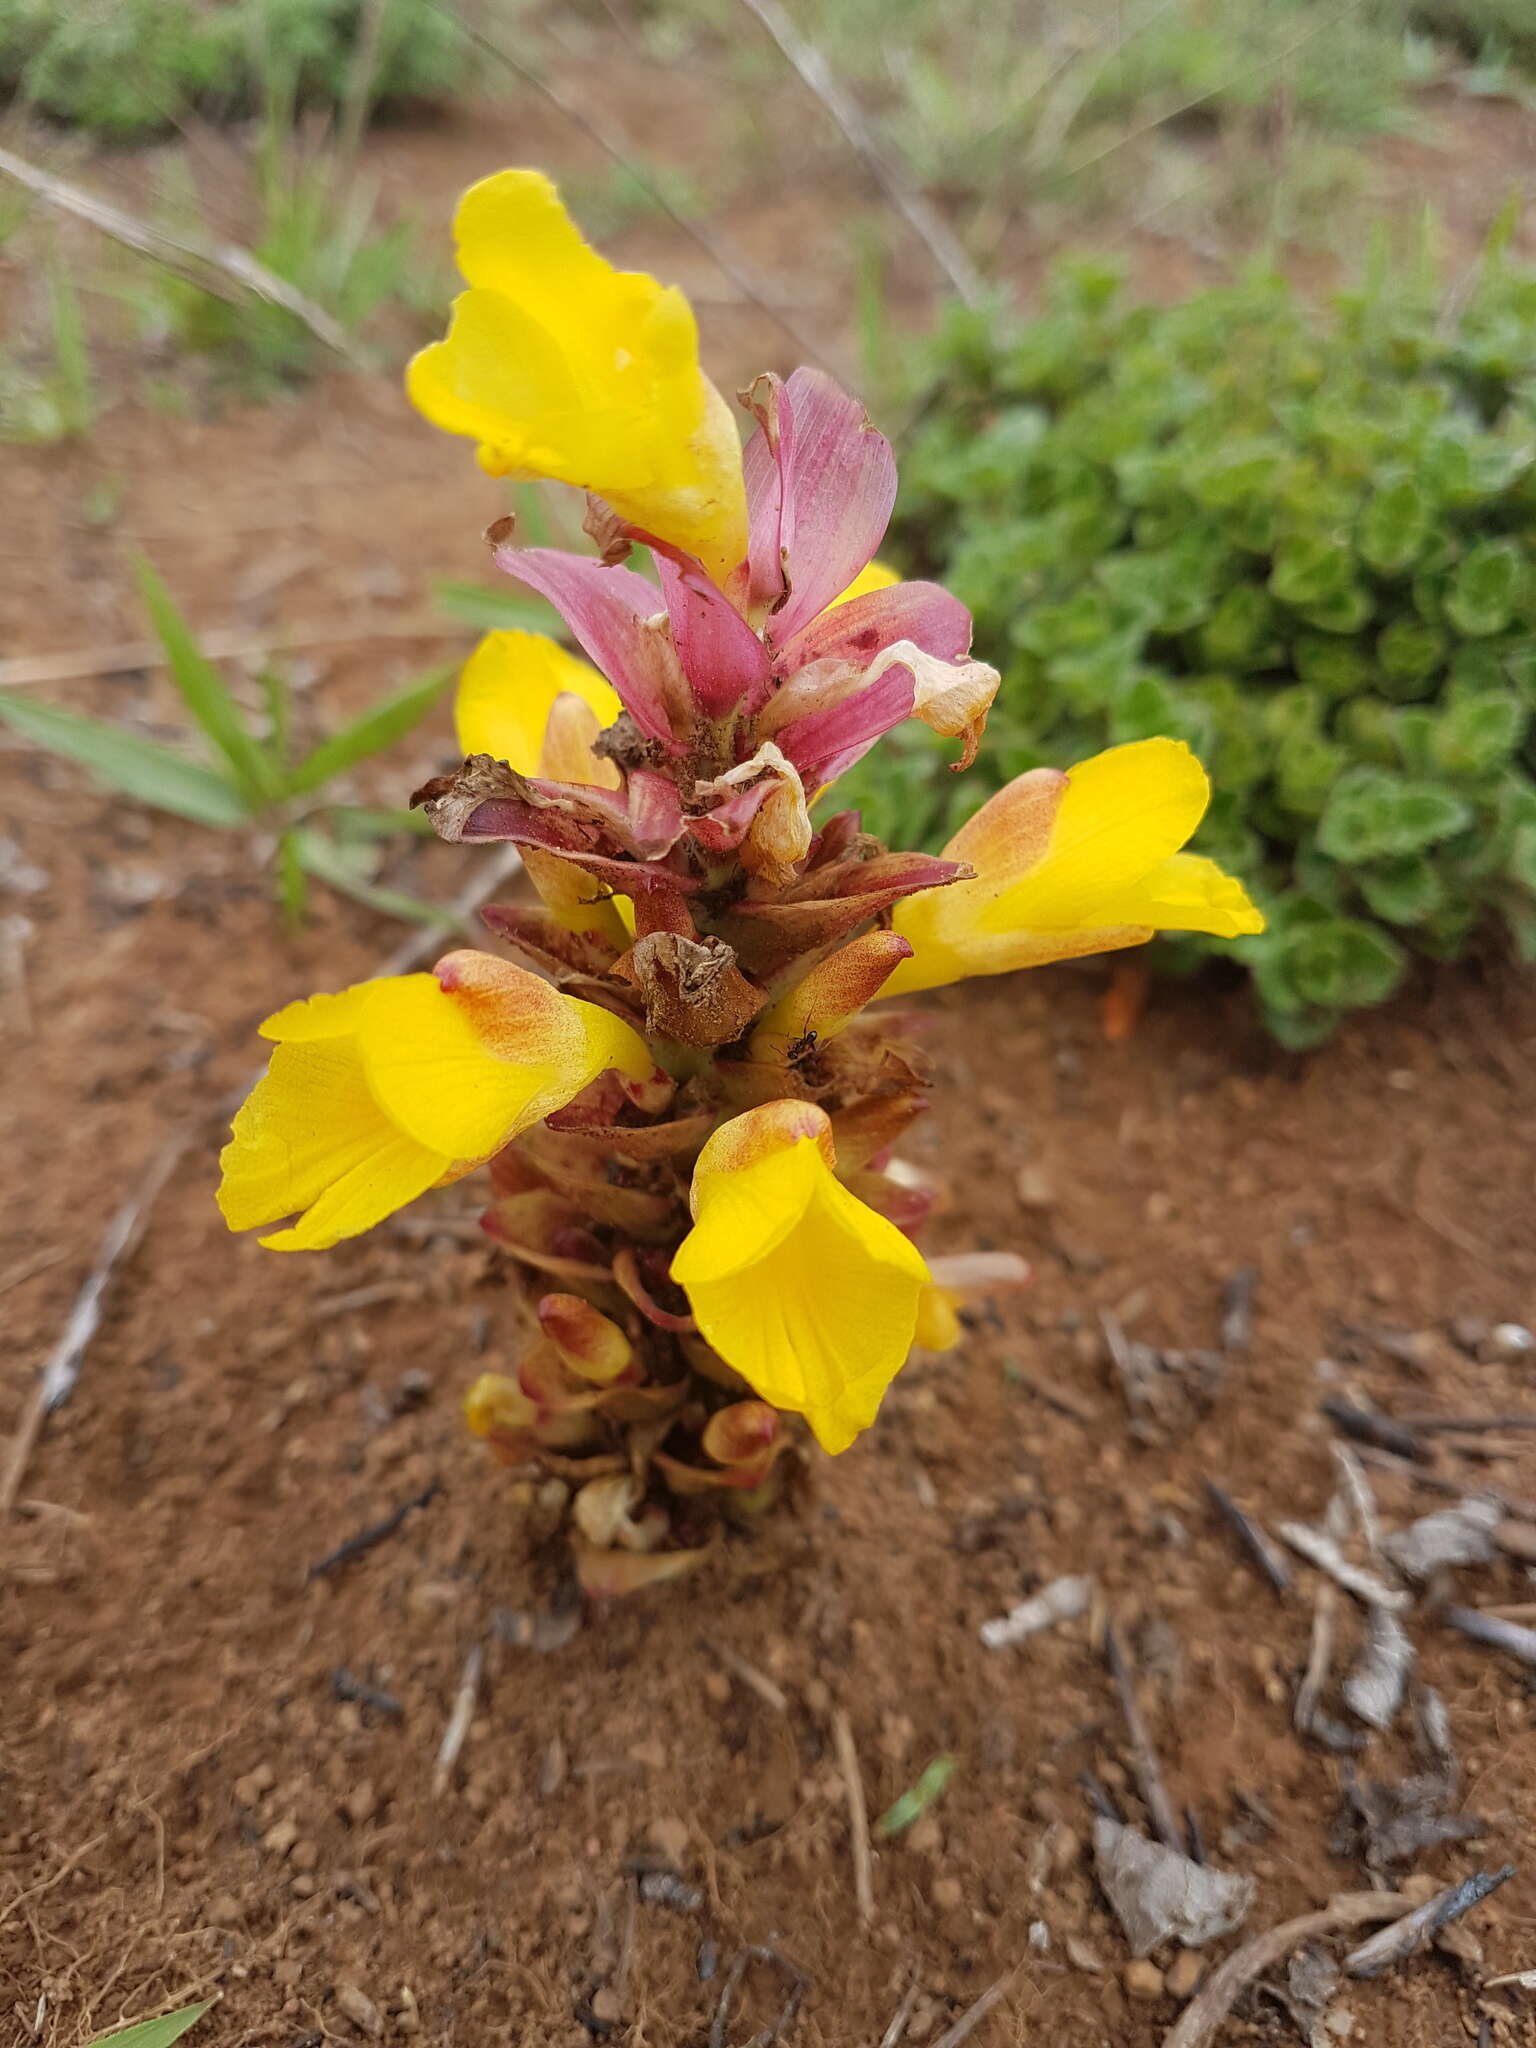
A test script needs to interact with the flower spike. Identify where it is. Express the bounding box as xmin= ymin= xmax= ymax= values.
xmin=227 ymin=167 xmax=1267 ymax=1594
